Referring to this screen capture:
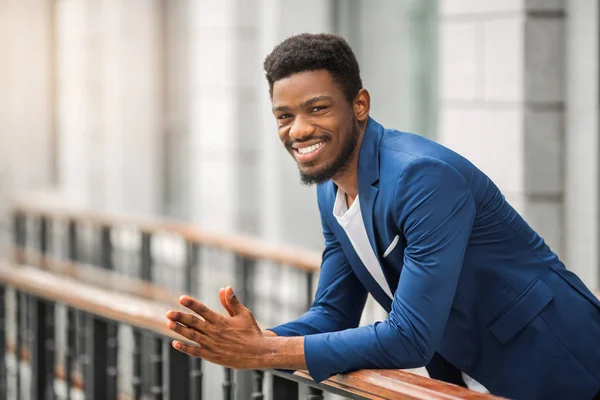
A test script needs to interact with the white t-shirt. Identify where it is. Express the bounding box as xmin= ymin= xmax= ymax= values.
xmin=332 ymin=188 xmax=489 ymax=394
